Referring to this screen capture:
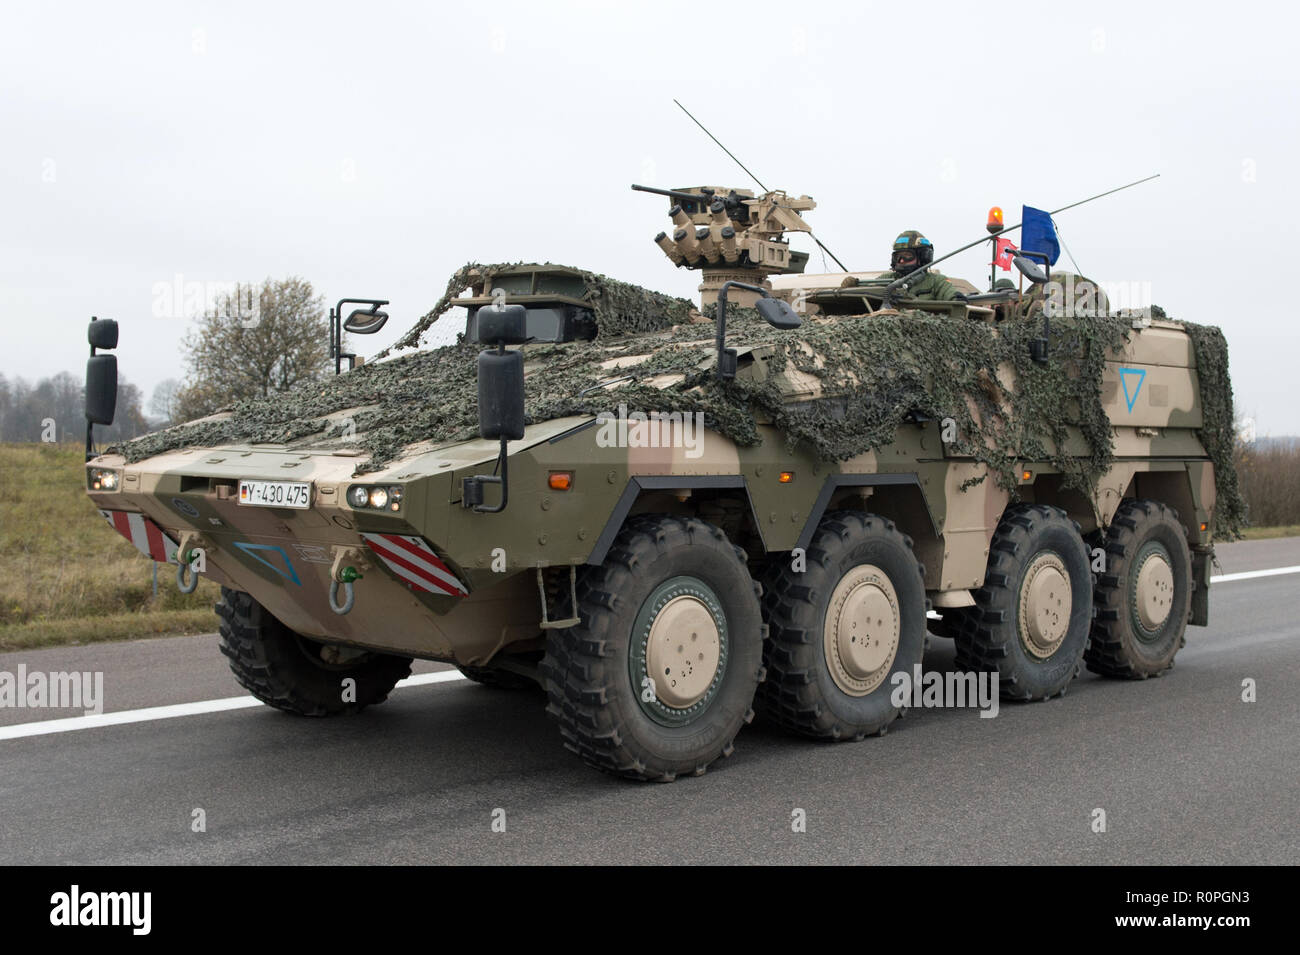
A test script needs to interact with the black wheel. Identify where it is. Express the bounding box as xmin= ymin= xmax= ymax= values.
xmin=457 ymin=663 xmax=540 ymax=690
xmin=217 ymin=587 xmax=412 ymax=715
xmin=539 ymin=515 xmax=765 ymax=782
xmin=953 ymin=504 xmax=1093 ymax=701
xmin=759 ymin=511 xmax=927 ymax=740
xmin=1086 ymin=499 xmax=1192 ymax=679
